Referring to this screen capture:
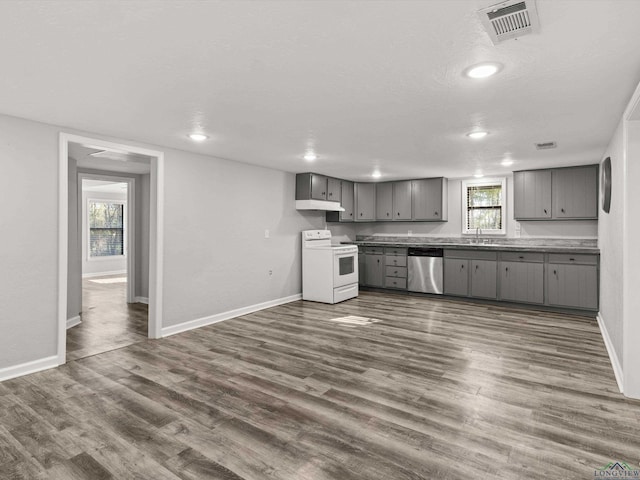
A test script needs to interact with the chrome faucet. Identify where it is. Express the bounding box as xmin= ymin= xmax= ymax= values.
xmin=475 ymin=227 xmax=482 ymax=243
